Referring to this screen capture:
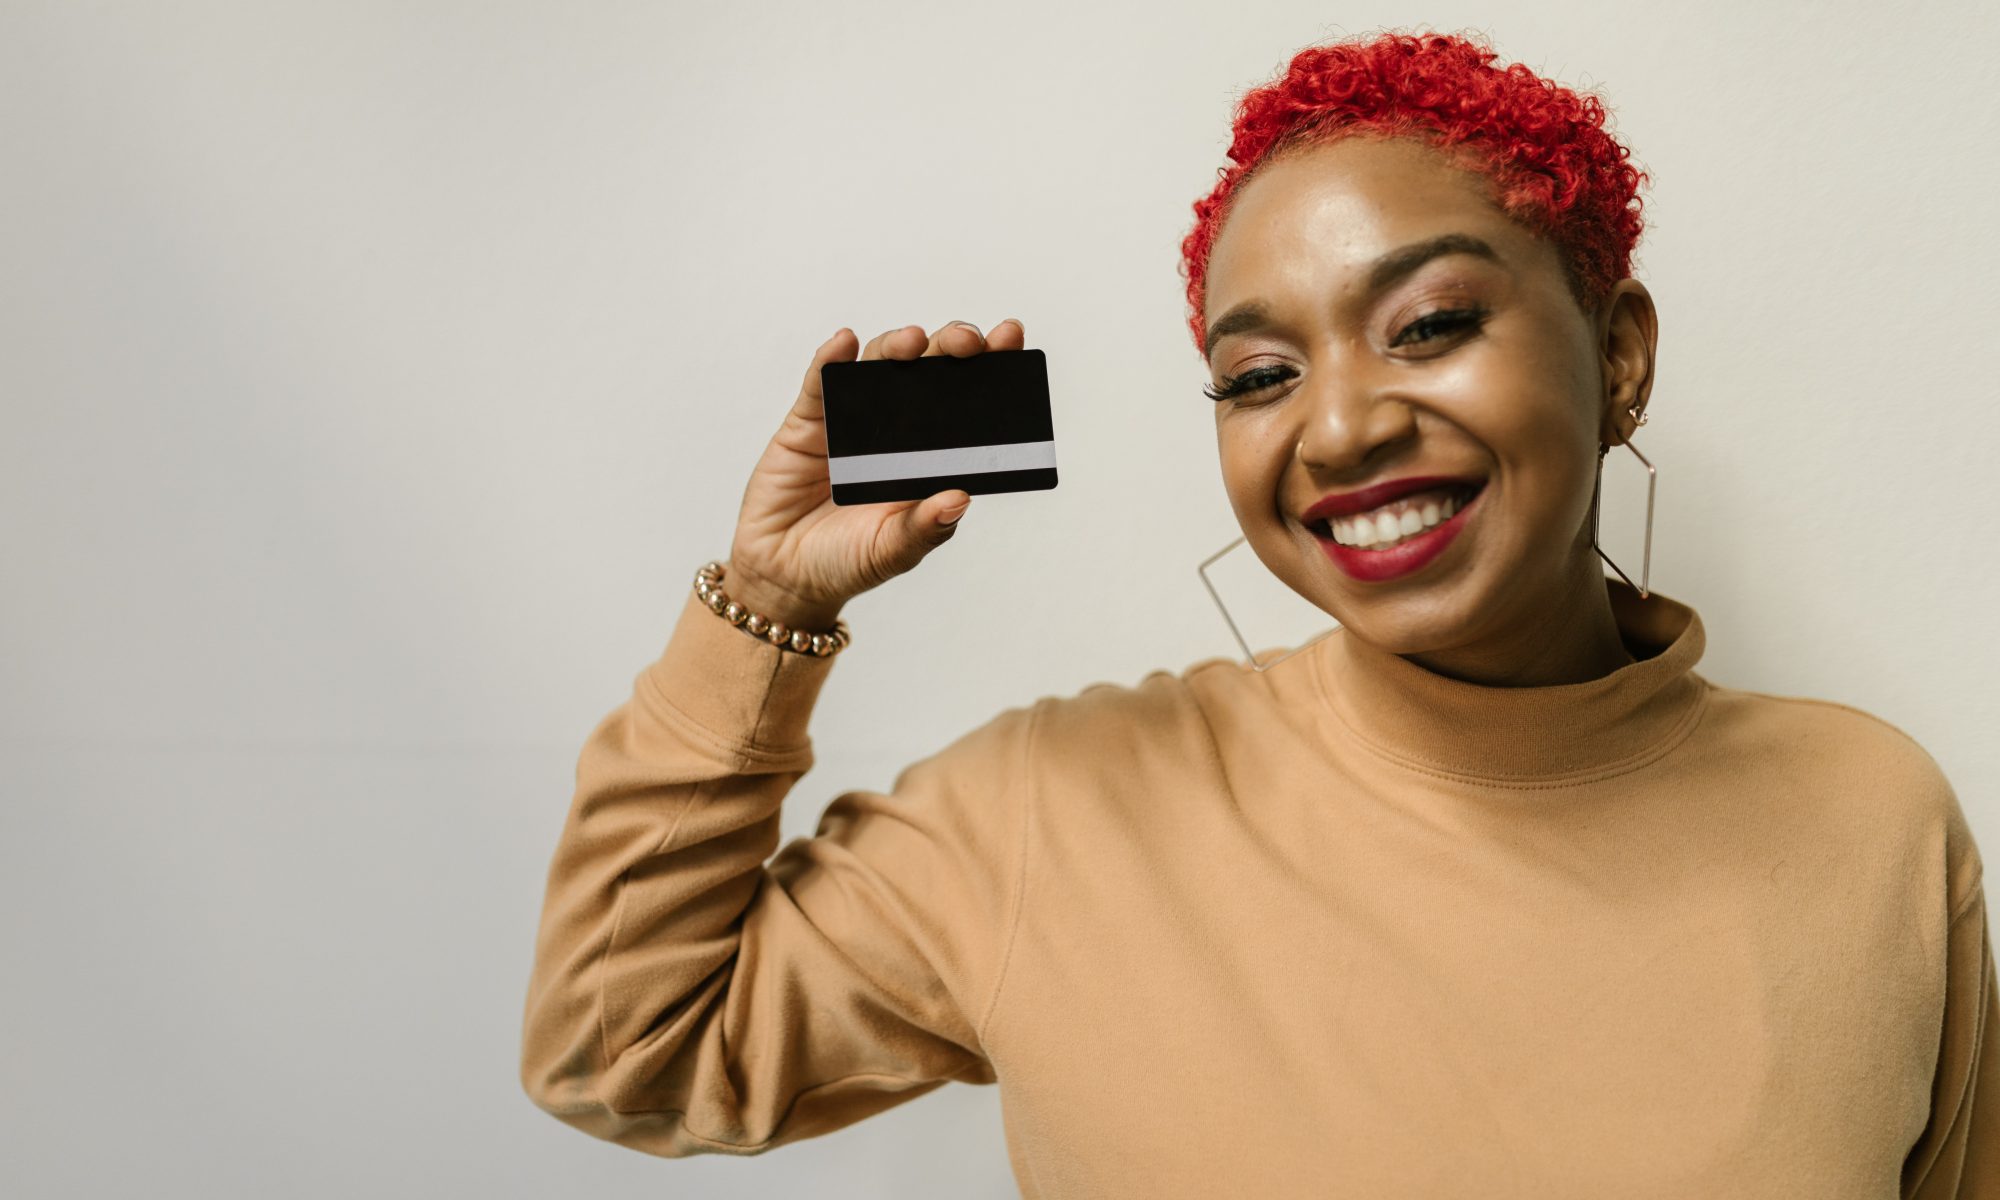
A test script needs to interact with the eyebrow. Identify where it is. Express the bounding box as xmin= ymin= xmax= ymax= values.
xmin=1202 ymin=232 xmax=1502 ymax=360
